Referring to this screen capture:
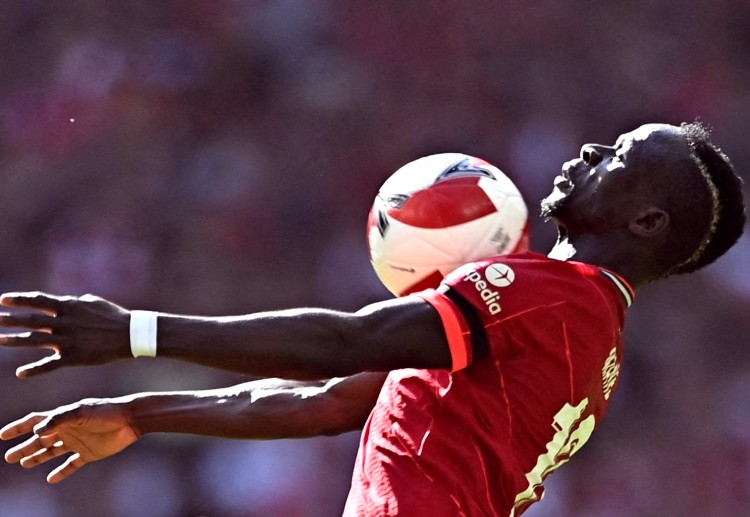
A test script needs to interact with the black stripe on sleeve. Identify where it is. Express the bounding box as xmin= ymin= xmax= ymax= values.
xmin=439 ymin=286 xmax=490 ymax=361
